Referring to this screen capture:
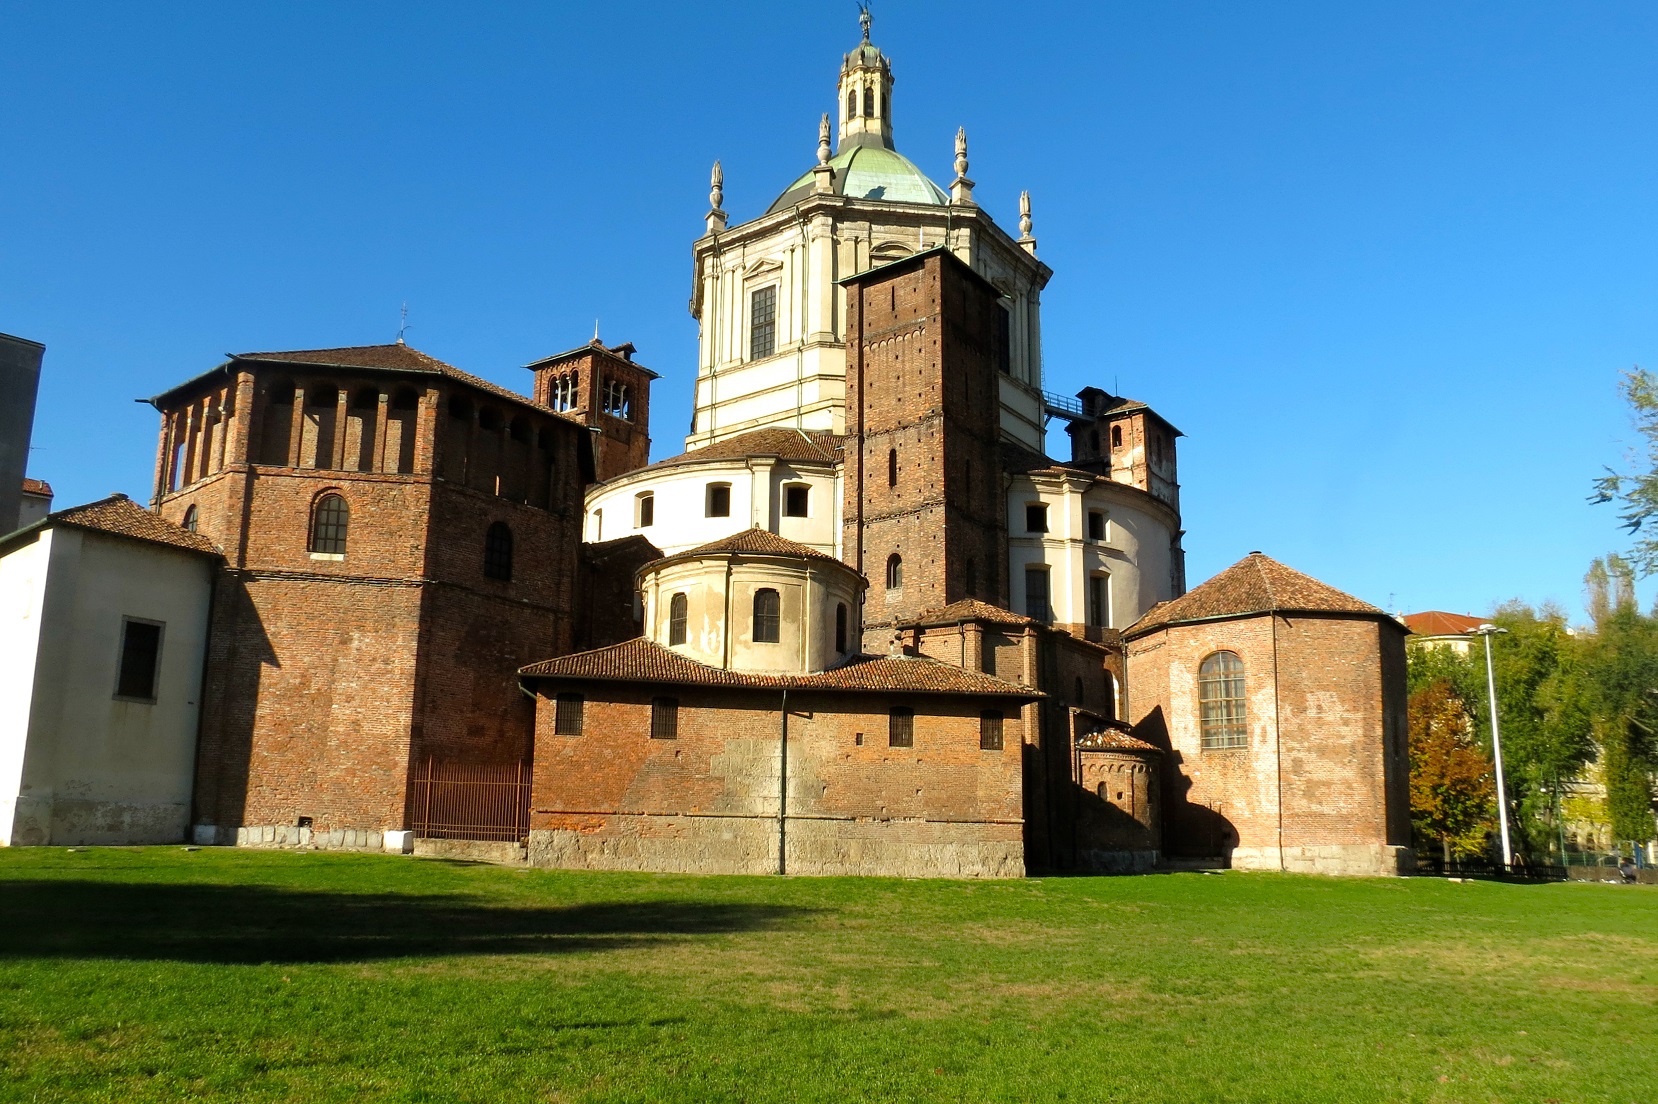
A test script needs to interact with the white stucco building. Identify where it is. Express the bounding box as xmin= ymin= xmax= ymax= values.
xmin=0 ymin=494 xmax=217 ymax=846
